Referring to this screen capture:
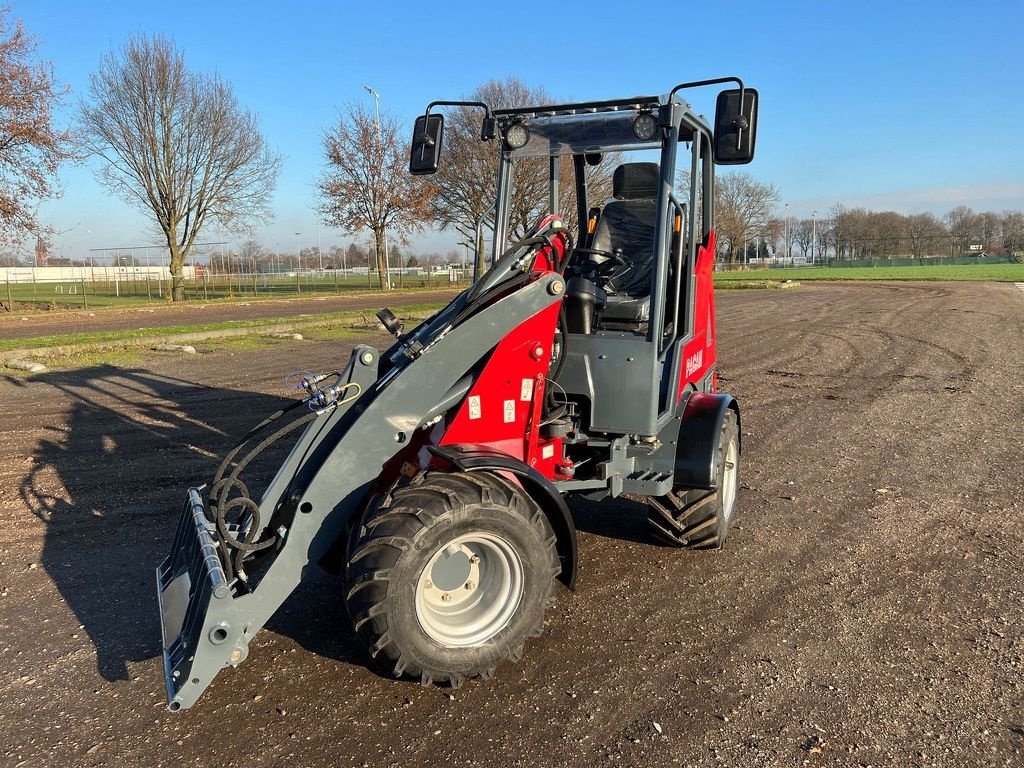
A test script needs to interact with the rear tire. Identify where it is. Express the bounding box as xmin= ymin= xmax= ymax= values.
xmin=344 ymin=471 xmax=559 ymax=686
xmin=647 ymin=409 xmax=739 ymax=549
